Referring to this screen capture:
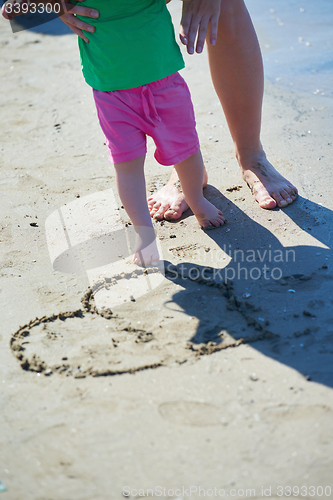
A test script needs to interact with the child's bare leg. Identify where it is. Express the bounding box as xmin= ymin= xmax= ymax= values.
xmin=114 ymin=156 xmax=159 ymax=266
xmin=173 ymin=151 xmax=225 ymax=229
